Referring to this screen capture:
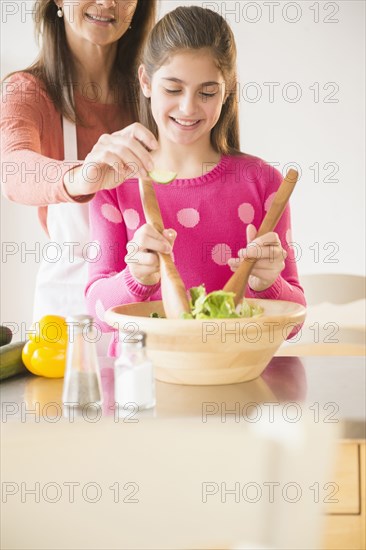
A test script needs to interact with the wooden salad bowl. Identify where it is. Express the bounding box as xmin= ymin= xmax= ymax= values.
xmin=105 ymin=299 xmax=306 ymax=386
